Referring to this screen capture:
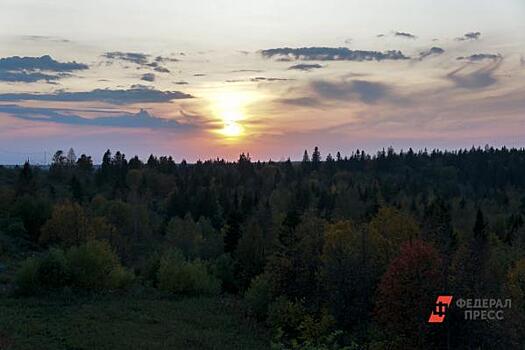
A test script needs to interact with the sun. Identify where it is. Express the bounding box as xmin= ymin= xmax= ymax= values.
xmin=221 ymin=121 xmax=244 ymax=137
xmin=211 ymin=90 xmax=254 ymax=139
